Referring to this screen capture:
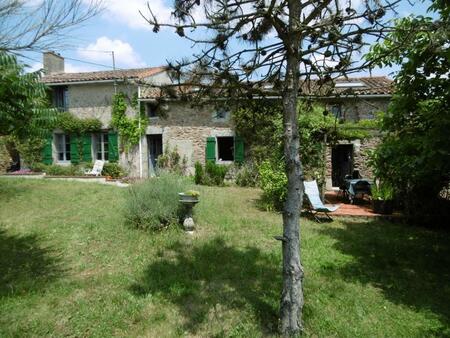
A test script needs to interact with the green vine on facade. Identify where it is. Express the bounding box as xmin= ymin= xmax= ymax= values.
xmin=111 ymin=92 xmax=148 ymax=152
xmin=54 ymin=112 xmax=103 ymax=162
xmin=56 ymin=112 xmax=102 ymax=134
